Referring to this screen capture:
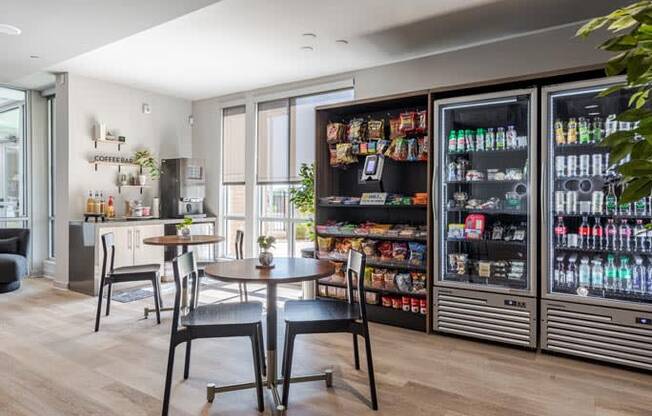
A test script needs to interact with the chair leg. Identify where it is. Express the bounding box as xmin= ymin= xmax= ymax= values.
xmin=162 ymin=340 xmax=177 ymax=416
xmin=184 ymin=340 xmax=192 ymax=380
xmin=353 ymin=334 xmax=360 ymax=370
xmin=238 ymin=283 xmax=244 ymax=302
xmin=156 ymin=274 xmax=164 ymax=308
xmin=105 ymin=283 xmax=113 ymax=316
xmin=363 ymin=331 xmax=378 ymax=410
xmin=257 ymin=323 xmax=266 ymax=377
xmin=281 ymin=329 xmax=296 ymax=408
xmin=281 ymin=326 xmax=289 ymax=377
xmin=94 ymin=279 xmax=105 ymax=332
xmin=152 ymin=278 xmax=162 ymax=325
xmin=251 ymin=332 xmax=265 ymax=412
xmin=243 ymin=282 xmax=248 ymax=302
